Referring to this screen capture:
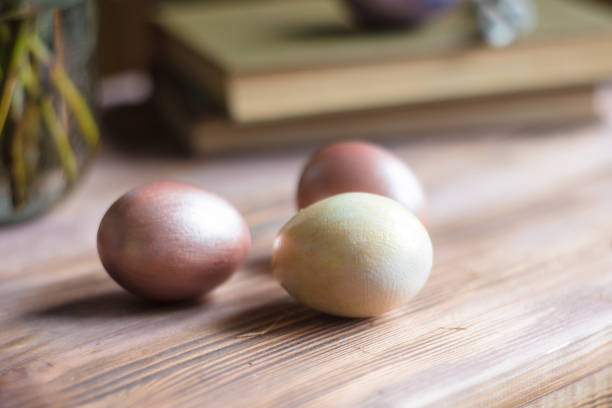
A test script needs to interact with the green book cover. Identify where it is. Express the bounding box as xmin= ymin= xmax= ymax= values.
xmin=155 ymin=0 xmax=612 ymax=75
